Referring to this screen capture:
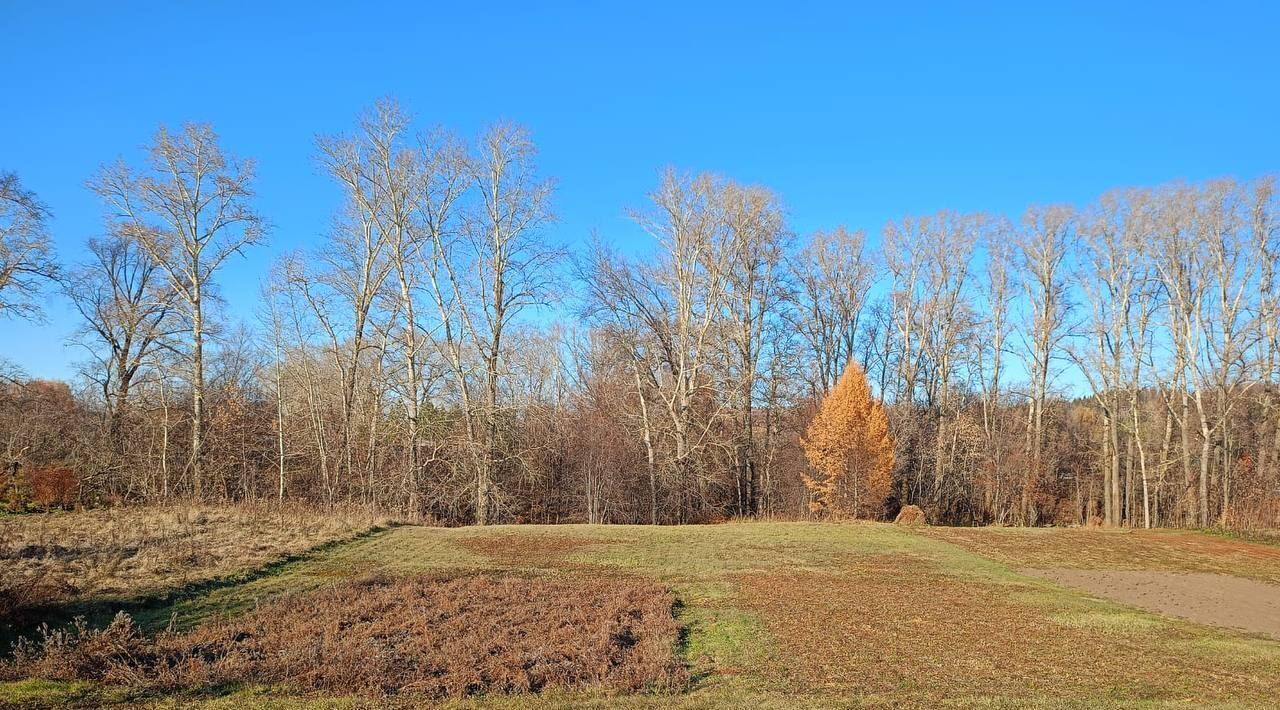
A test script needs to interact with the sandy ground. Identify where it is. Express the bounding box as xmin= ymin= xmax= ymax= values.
xmin=1028 ymin=568 xmax=1280 ymax=639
